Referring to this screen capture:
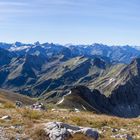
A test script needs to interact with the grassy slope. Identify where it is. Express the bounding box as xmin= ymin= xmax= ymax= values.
xmin=57 ymin=93 xmax=100 ymax=113
xmin=89 ymin=64 xmax=126 ymax=96
xmin=0 ymin=89 xmax=139 ymax=139
xmin=0 ymin=107 xmax=139 ymax=140
xmin=0 ymin=89 xmax=35 ymax=105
